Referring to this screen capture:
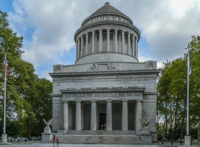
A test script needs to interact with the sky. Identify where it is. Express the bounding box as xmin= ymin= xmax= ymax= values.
xmin=0 ymin=0 xmax=200 ymax=80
